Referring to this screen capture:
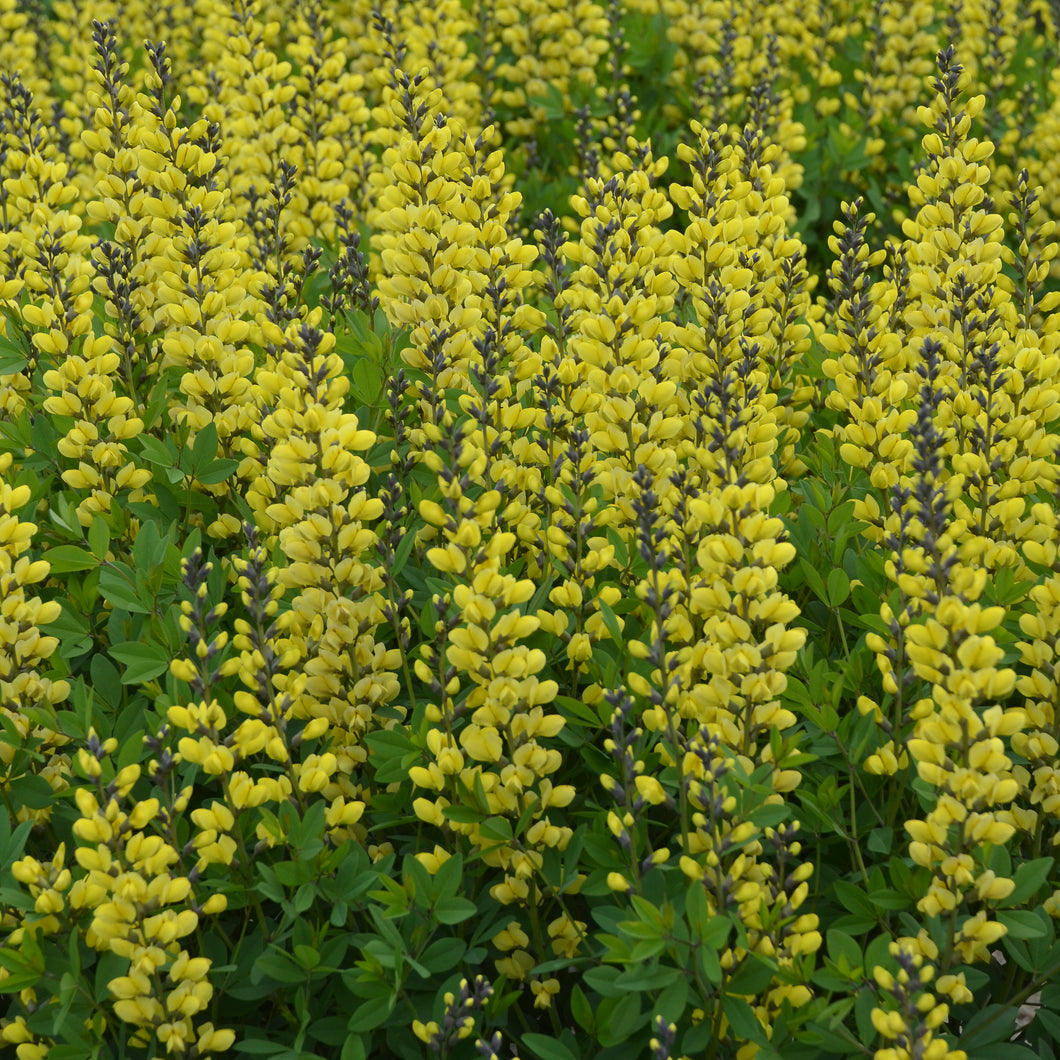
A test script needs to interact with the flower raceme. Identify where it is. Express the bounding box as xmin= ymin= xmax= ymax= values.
xmin=4 ymin=11 xmax=1060 ymax=1060
xmin=411 ymin=452 xmax=572 ymax=887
